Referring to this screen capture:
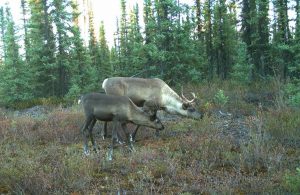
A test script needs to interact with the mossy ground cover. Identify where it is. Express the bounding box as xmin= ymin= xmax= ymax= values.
xmin=1 ymin=83 xmax=299 ymax=194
